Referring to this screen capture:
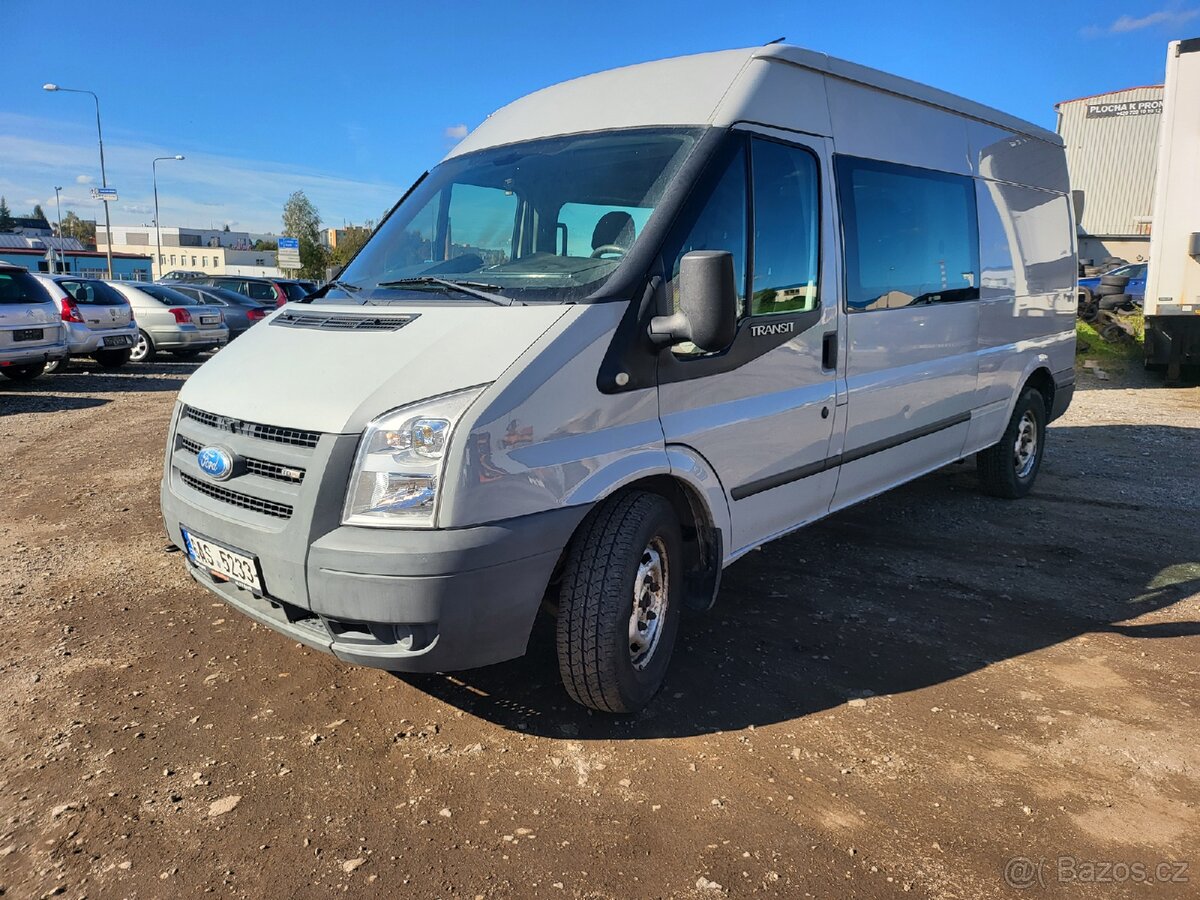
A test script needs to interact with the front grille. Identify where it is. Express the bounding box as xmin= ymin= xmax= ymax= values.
xmin=178 ymin=435 xmax=305 ymax=484
xmin=245 ymin=457 xmax=305 ymax=484
xmin=271 ymin=311 xmax=417 ymax=332
xmin=181 ymin=405 xmax=320 ymax=449
xmin=180 ymin=472 xmax=294 ymax=520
